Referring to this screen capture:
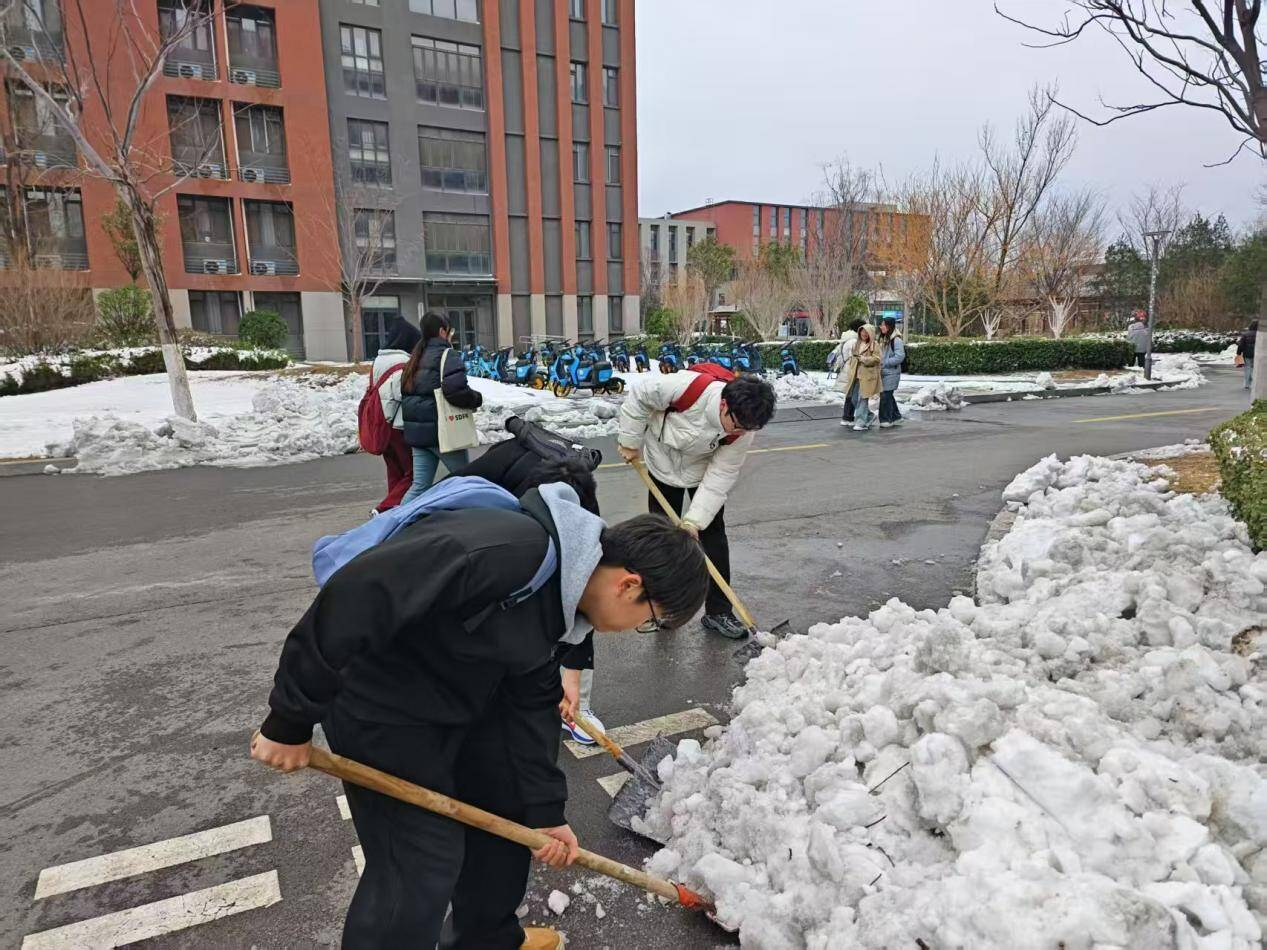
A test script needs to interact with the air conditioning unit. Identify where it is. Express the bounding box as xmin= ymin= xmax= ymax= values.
xmin=8 ymin=44 xmax=30 ymax=61
xmin=250 ymin=260 xmax=277 ymax=276
xmin=32 ymin=150 xmax=49 ymax=168
xmin=240 ymin=167 xmax=261 ymax=183
xmin=192 ymin=163 xmax=223 ymax=179
xmin=202 ymin=258 xmax=232 ymax=275
xmin=177 ymin=62 xmax=206 ymax=80
xmin=231 ymin=68 xmax=258 ymax=85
